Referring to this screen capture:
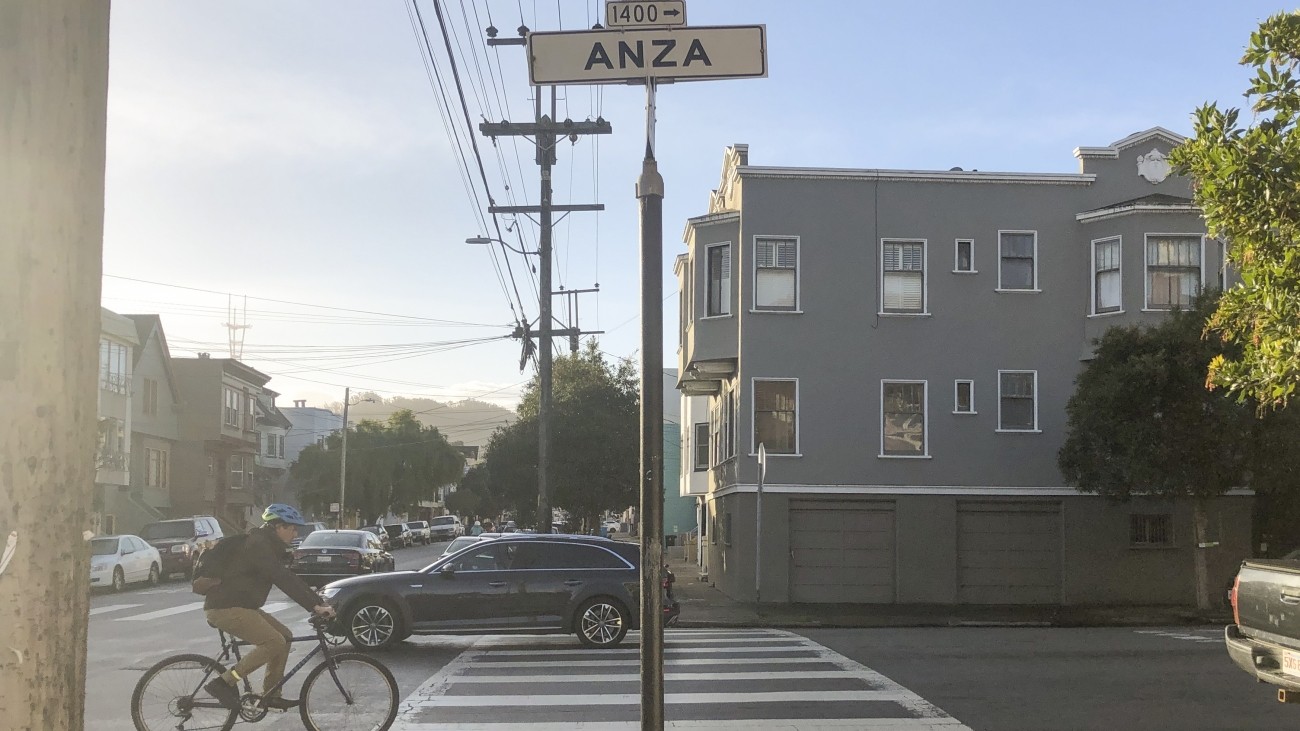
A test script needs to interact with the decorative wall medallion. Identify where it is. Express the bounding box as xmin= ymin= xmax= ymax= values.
xmin=1137 ymin=148 xmax=1171 ymax=184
